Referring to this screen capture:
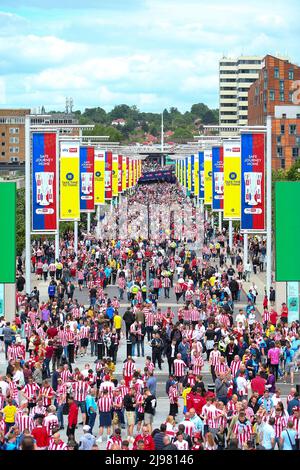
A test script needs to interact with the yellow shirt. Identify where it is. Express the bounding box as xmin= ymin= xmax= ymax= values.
xmin=3 ymin=405 xmax=17 ymax=423
xmin=209 ymin=276 xmax=216 ymax=286
xmin=182 ymin=387 xmax=192 ymax=406
xmin=113 ymin=315 xmax=122 ymax=329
